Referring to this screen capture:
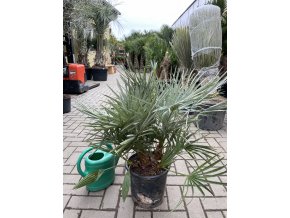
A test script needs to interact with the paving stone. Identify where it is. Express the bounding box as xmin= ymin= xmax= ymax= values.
xmin=64 ymin=121 xmax=75 ymax=126
xmin=102 ymin=185 xmax=120 ymax=209
xmin=206 ymin=138 xmax=220 ymax=148
xmin=68 ymin=123 xmax=80 ymax=130
xmin=63 ymin=146 xmax=76 ymax=158
xmin=63 ymin=209 xmax=81 ymax=218
xmin=175 ymin=160 xmax=189 ymax=175
xmin=166 ymin=176 xmax=187 ymax=185
xmin=219 ymin=176 xmax=227 ymax=184
xmin=118 ymin=158 xmax=126 ymax=165
xmin=73 ymin=126 xmax=85 ymax=134
xmin=167 ymin=165 xmax=177 ymax=175
xmin=186 ymin=159 xmax=198 ymax=168
xmin=67 ymin=196 xmax=102 ymax=209
xmin=179 ymin=153 xmax=193 ymax=160
xmin=63 ymin=195 xmax=70 ymax=210
xmin=135 ymin=211 xmax=151 ymax=218
xmin=65 ymin=152 xmax=82 ymax=165
xmin=63 ymin=165 xmax=74 ymax=174
xmin=81 ymin=210 xmax=115 ymax=218
xmin=167 ymin=186 xmax=184 ymax=210
xmin=70 ymin=117 xmax=86 ymax=121
xmin=153 ymin=212 xmax=187 ymax=218
xmin=223 ymin=211 xmax=227 ymax=217
xmin=201 ymin=197 xmax=227 ymax=210
xmin=215 ymin=137 xmax=227 ymax=142
xmin=210 ymin=184 xmax=227 ymax=197
xmin=198 ymin=129 xmax=210 ymax=134
xmin=63 ymin=117 xmax=71 ymax=123
xmin=153 ymin=197 xmax=169 ymax=210
xmin=64 ymin=137 xmax=85 ymax=142
xmin=117 ymin=197 xmax=134 ymax=218
xmin=217 ymin=130 xmax=227 ymax=137
xmin=185 ymin=198 xmax=206 ymax=218
xmin=69 ymin=142 xmax=90 ymax=147
xmin=204 ymin=133 xmax=222 ymax=138
xmin=63 ymin=174 xmax=81 ymax=184
xmin=206 ymin=211 xmax=224 ymax=218
xmin=89 ymin=189 xmax=105 ymax=196
xmin=71 ymin=161 xmax=85 ymax=174
xmin=218 ymin=141 xmax=227 ymax=150
xmin=63 ymin=184 xmax=89 ymax=195
xmin=114 ymin=175 xmax=124 ymax=184
xmin=63 ymin=132 xmax=79 ymax=138
xmin=218 ymin=152 xmax=227 ymax=159
xmin=115 ymin=167 xmax=124 ymax=174
xmin=63 ymin=142 xmax=71 ymax=150
xmin=182 ymin=186 xmax=208 ymax=197
xmin=75 ymin=147 xmax=91 ymax=152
